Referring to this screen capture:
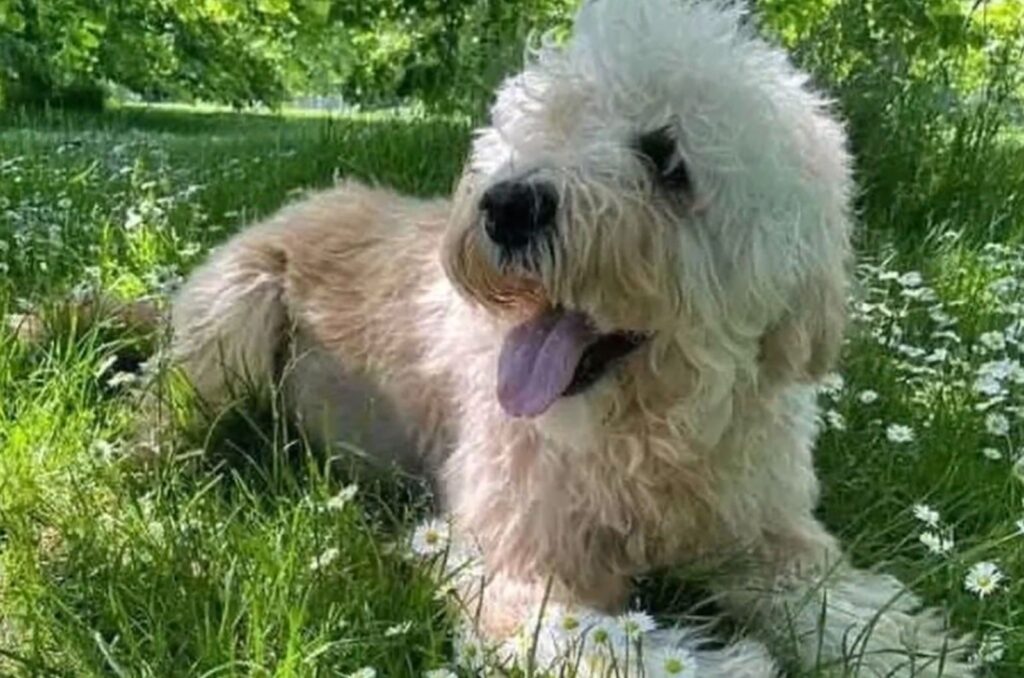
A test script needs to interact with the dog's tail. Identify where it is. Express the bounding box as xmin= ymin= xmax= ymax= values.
xmin=170 ymin=234 xmax=289 ymax=407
